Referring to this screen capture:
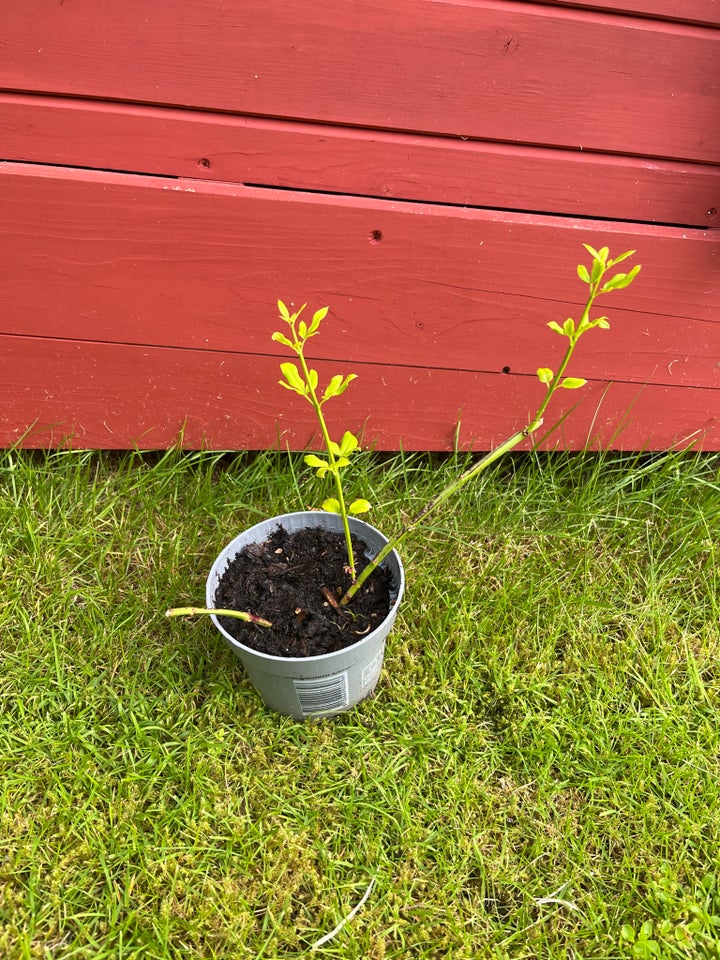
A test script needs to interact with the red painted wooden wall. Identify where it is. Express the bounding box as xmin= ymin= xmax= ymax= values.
xmin=0 ymin=0 xmax=718 ymax=451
